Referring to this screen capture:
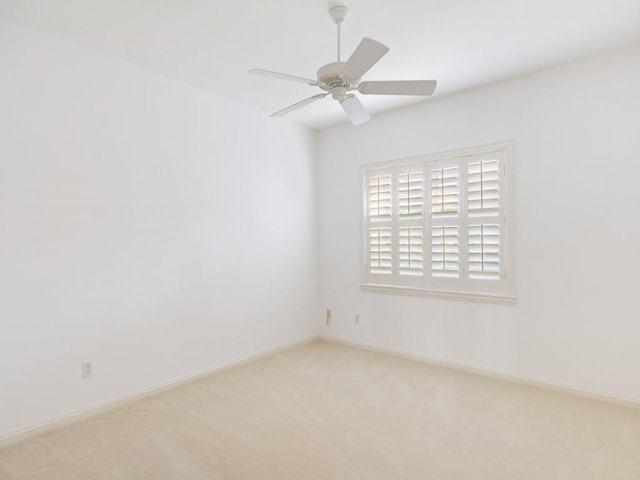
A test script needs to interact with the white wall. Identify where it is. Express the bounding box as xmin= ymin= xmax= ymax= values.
xmin=318 ymin=44 xmax=640 ymax=402
xmin=0 ymin=18 xmax=318 ymax=437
